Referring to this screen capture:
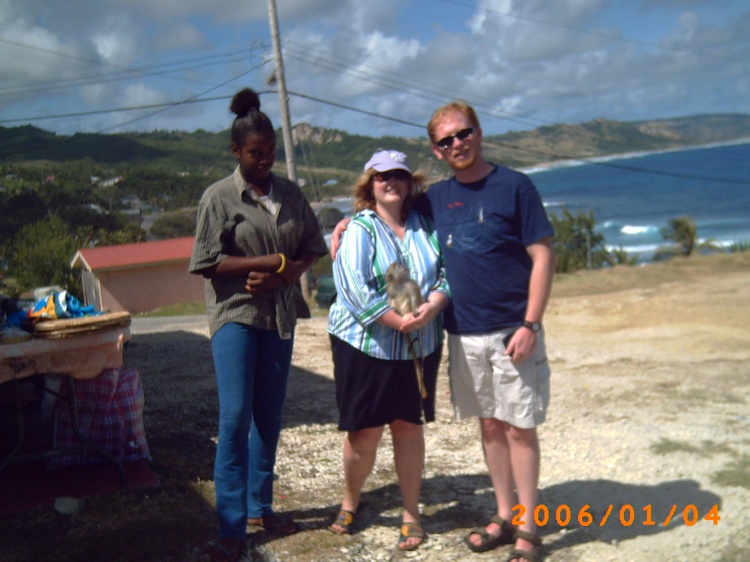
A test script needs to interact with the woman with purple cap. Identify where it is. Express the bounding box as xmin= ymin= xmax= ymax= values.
xmin=327 ymin=150 xmax=451 ymax=550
